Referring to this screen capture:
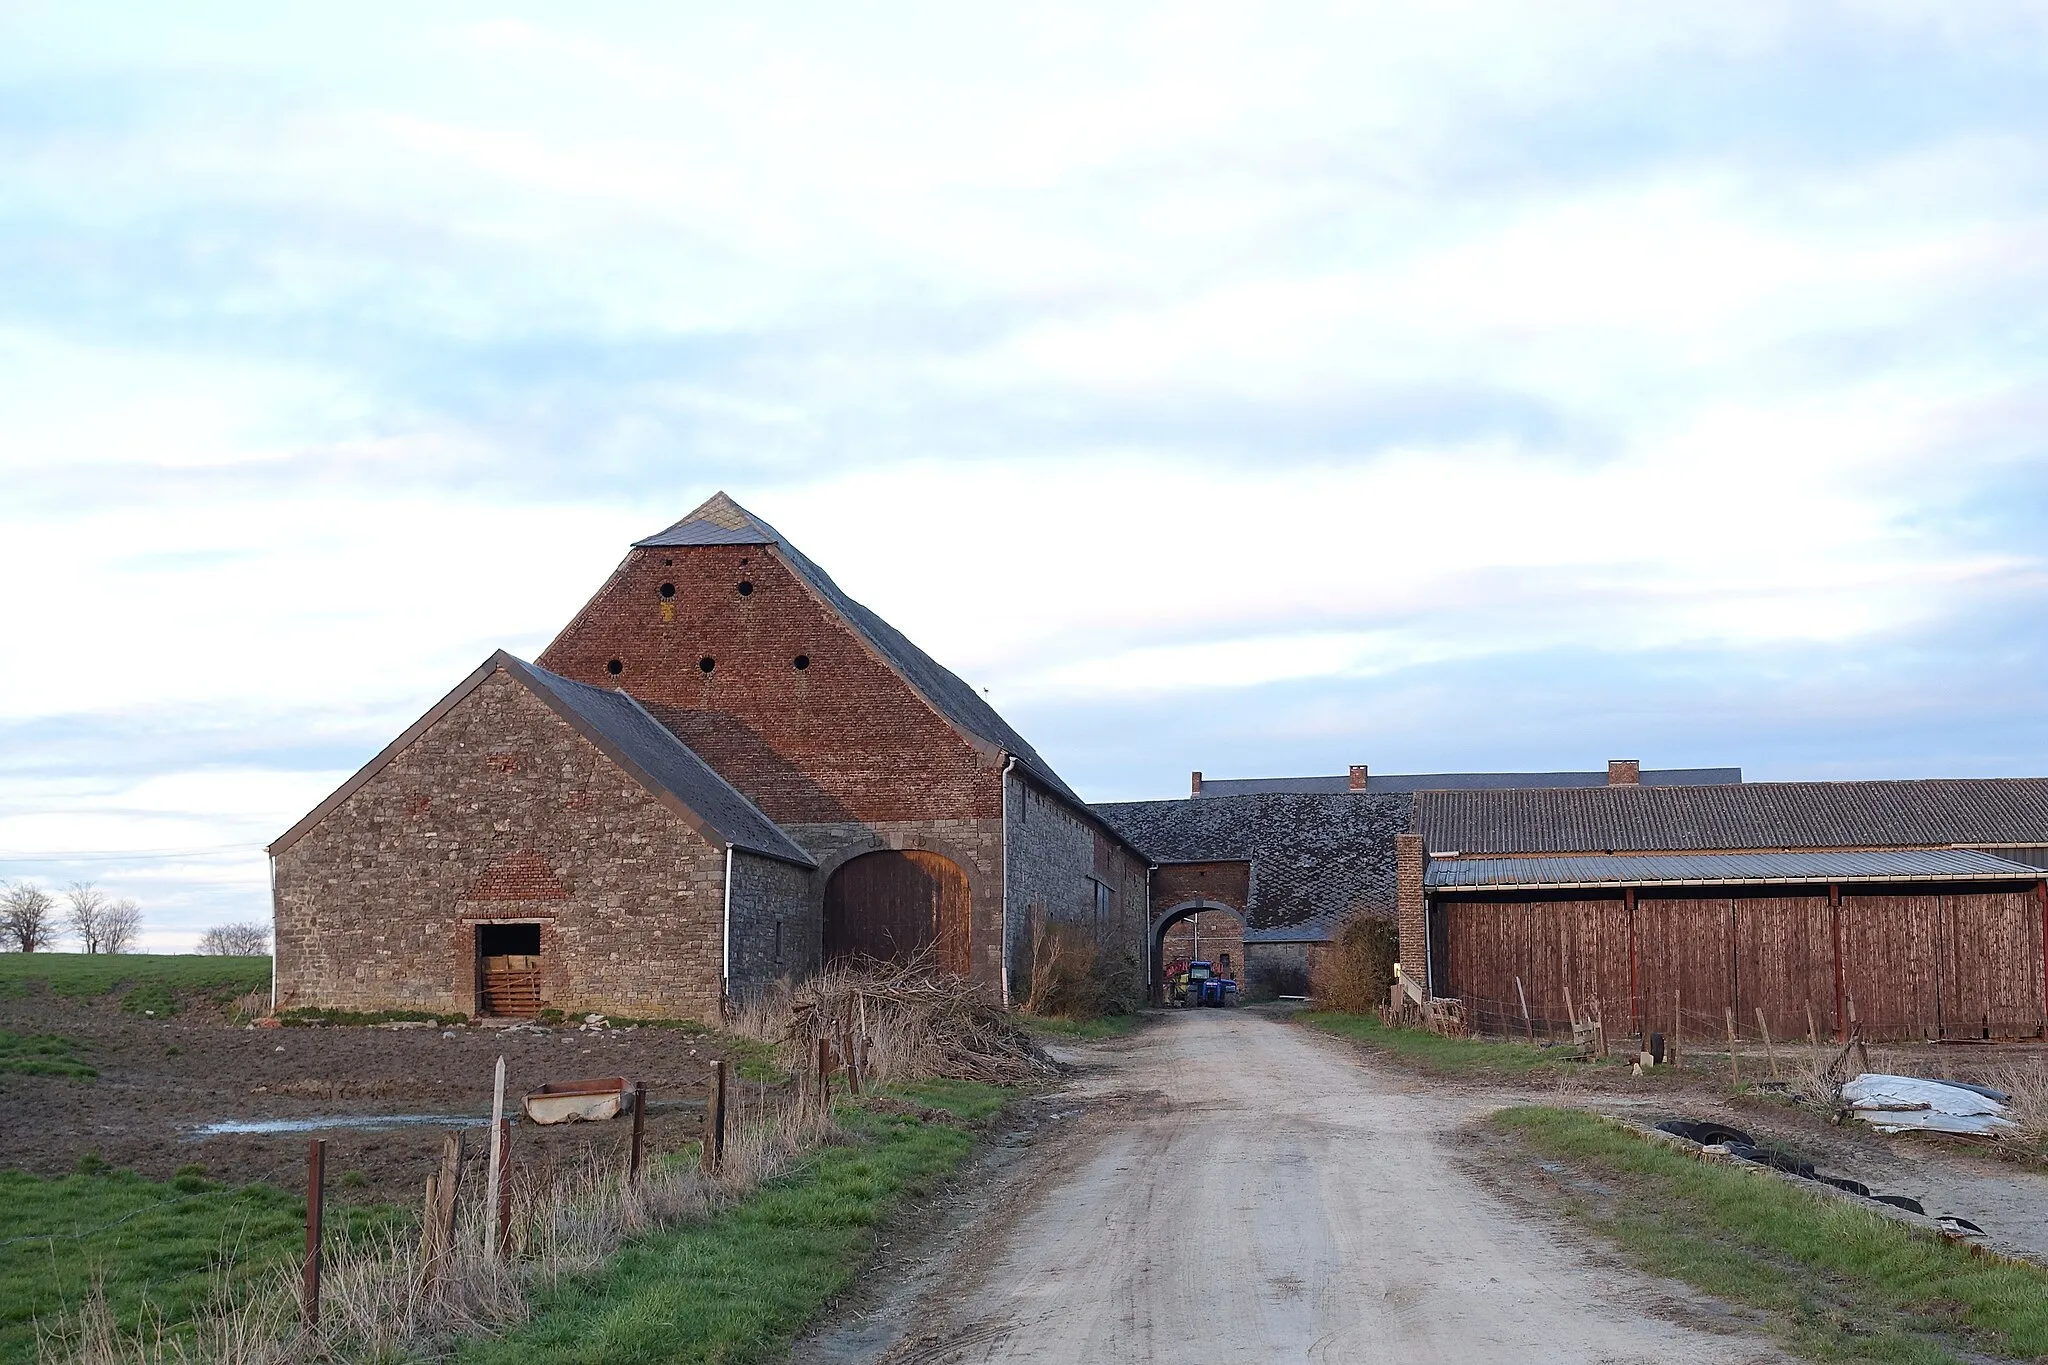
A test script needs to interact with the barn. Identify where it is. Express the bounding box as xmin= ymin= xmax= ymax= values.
xmin=271 ymin=493 xmax=1150 ymax=1020
xmin=1399 ymin=776 xmax=2048 ymax=1044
